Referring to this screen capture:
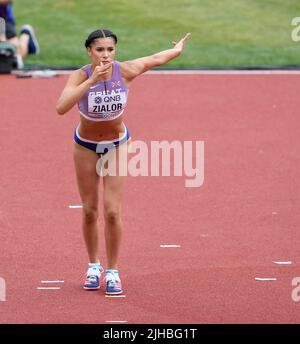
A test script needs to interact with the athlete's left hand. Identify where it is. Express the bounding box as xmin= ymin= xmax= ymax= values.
xmin=172 ymin=33 xmax=191 ymax=53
